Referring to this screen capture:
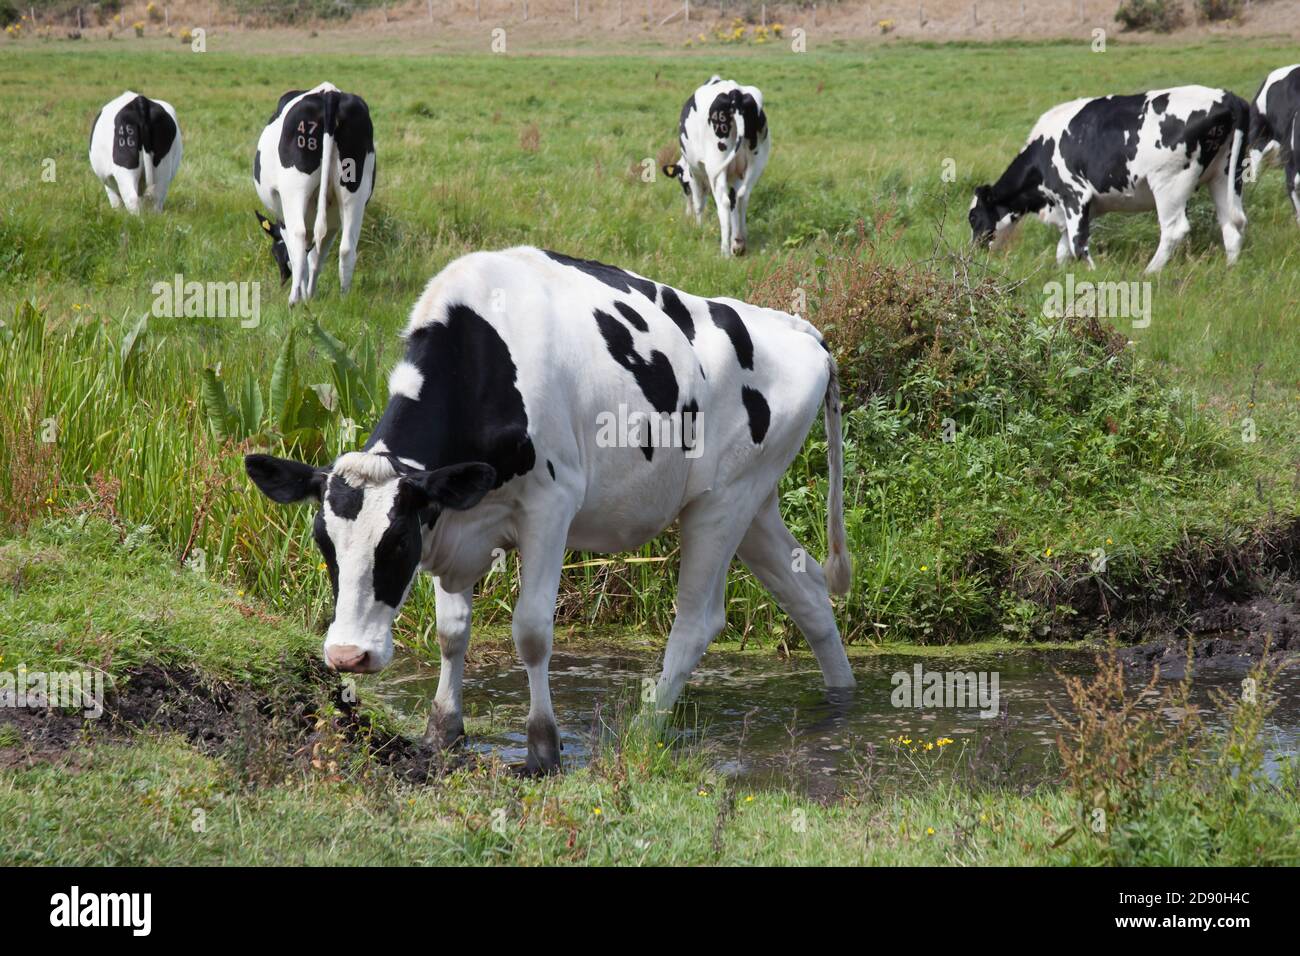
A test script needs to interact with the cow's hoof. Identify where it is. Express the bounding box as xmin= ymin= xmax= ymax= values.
xmin=525 ymin=716 xmax=562 ymax=774
xmin=423 ymin=711 xmax=465 ymax=750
